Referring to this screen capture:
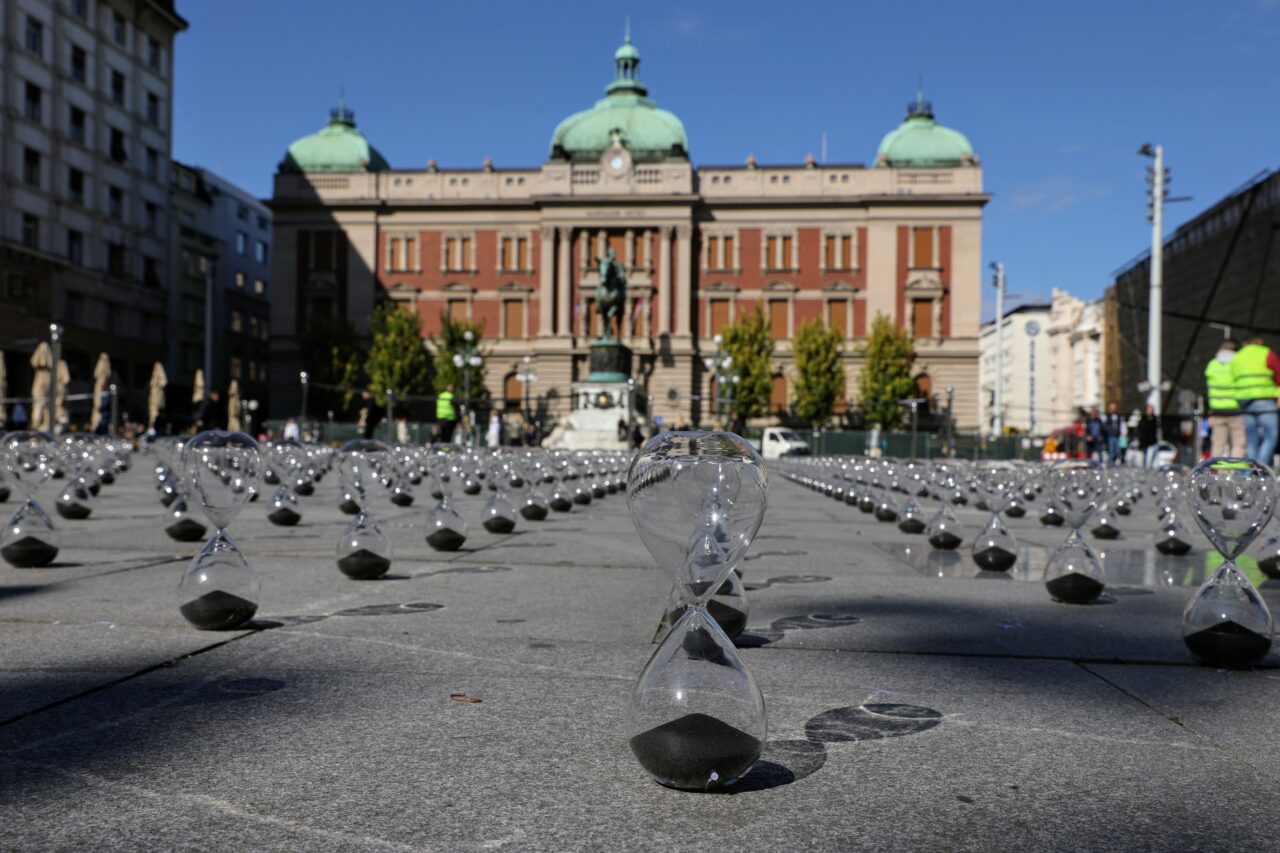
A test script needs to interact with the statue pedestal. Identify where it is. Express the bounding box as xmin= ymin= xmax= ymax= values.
xmin=544 ymin=340 xmax=634 ymax=450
